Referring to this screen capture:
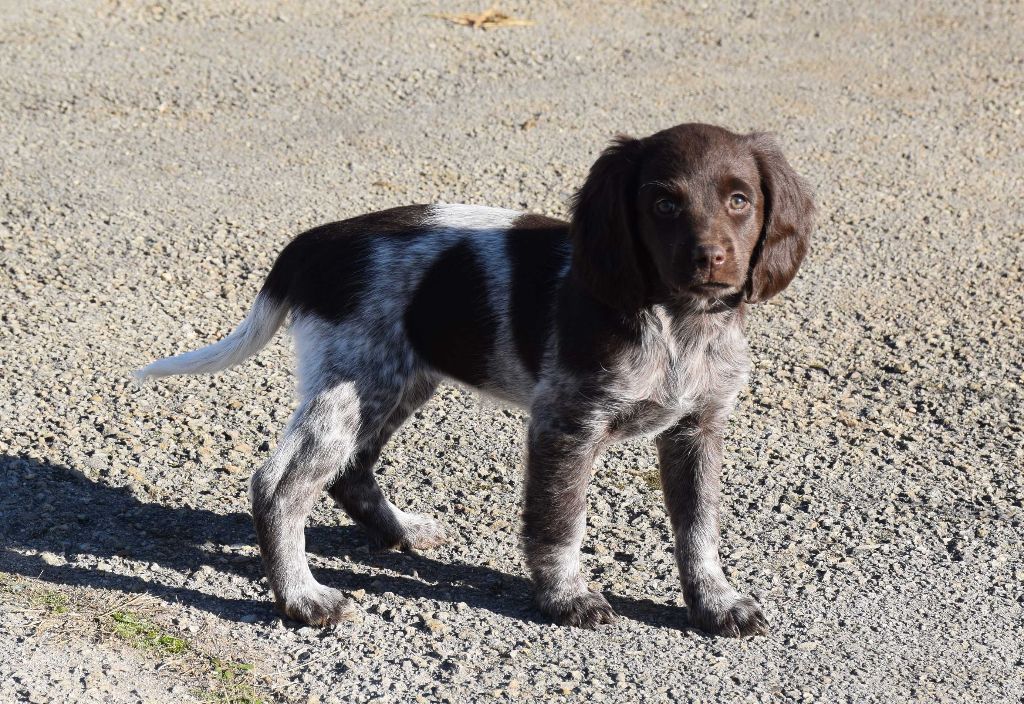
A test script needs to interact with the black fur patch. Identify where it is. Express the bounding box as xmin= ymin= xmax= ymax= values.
xmin=405 ymin=240 xmax=495 ymax=387
xmin=555 ymin=276 xmax=645 ymax=377
xmin=507 ymin=214 xmax=571 ymax=379
xmin=262 ymin=205 xmax=427 ymax=320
